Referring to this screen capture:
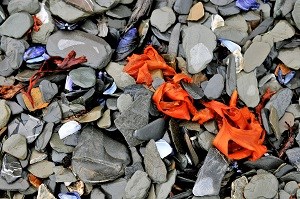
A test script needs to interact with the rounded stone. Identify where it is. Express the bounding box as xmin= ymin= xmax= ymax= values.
xmin=3 ymin=134 xmax=27 ymax=160
xmin=284 ymin=181 xmax=298 ymax=194
xmin=124 ymin=171 xmax=151 ymax=199
xmin=292 ymin=0 xmax=300 ymax=30
xmin=150 ymin=7 xmax=176 ymax=32
xmin=244 ymin=42 xmax=271 ymax=72
xmin=0 ymin=100 xmax=11 ymax=129
xmin=69 ymin=67 xmax=96 ymax=88
xmin=27 ymin=160 xmax=55 ymax=178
